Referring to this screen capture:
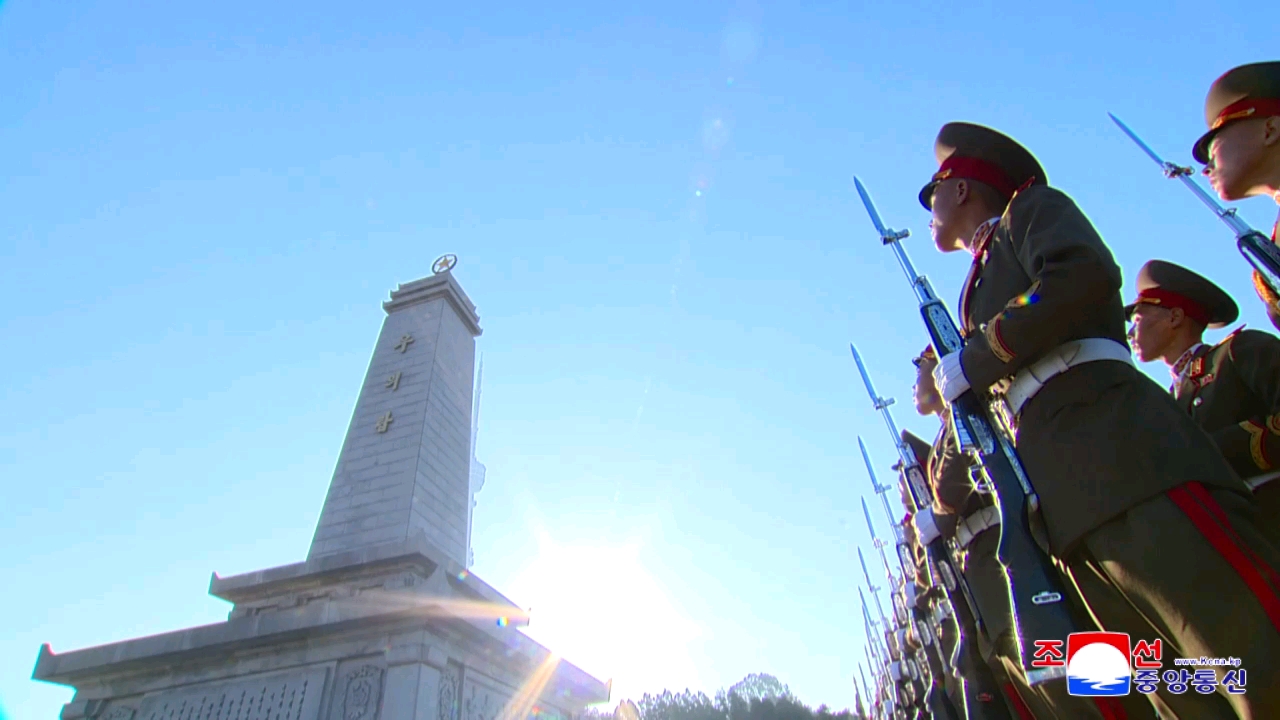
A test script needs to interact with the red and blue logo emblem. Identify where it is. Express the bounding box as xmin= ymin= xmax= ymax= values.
xmin=1066 ymin=632 xmax=1132 ymax=696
